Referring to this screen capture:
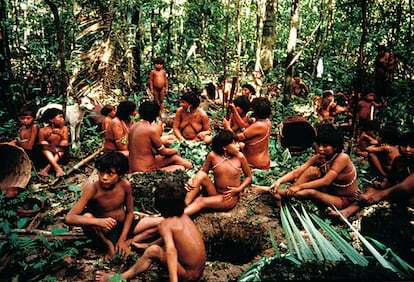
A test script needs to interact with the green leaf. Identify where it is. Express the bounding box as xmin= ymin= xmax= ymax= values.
xmin=17 ymin=218 xmax=28 ymax=229
xmin=51 ymin=226 xmax=69 ymax=235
